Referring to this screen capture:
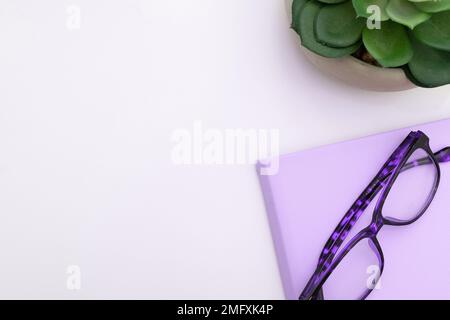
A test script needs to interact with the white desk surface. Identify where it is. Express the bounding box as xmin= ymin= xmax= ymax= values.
xmin=0 ymin=0 xmax=449 ymax=299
